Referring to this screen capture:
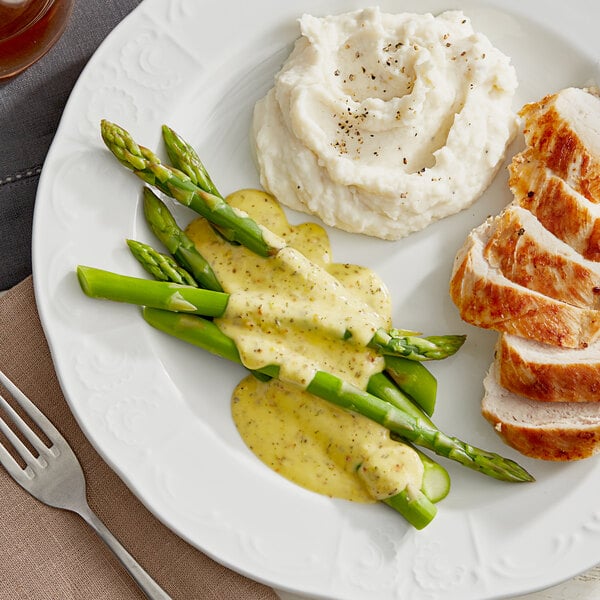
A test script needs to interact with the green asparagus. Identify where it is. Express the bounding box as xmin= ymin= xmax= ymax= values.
xmin=88 ymin=118 xmax=537 ymax=533
xmin=77 ymin=264 xmax=464 ymax=362
xmin=384 ymin=487 xmax=437 ymax=530
xmin=415 ymin=446 xmax=451 ymax=503
xmin=162 ymin=125 xmax=221 ymax=197
xmin=366 ymin=373 xmax=533 ymax=483
xmin=101 ymin=120 xmax=274 ymax=257
xmin=141 ymin=307 xmax=533 ymax=483
xmin=142 ymin=188 xmax=223 ymax=292
xmin=367 ymin=372 xmax=430 ymax=424
xmin=127 ymin=239 xmax=198 ymax=286
xmin=378 ymin=435 xmax=447 ymax=531
xmin=101 ymin=120 xmax=467 ymax=361
xmin=77 ymin=266 xmax=228 ymax=316
xmin=371 ymin=328 xmax=465 ymax=361
xmin=384 ymin=356 xmax=437 ymax=416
